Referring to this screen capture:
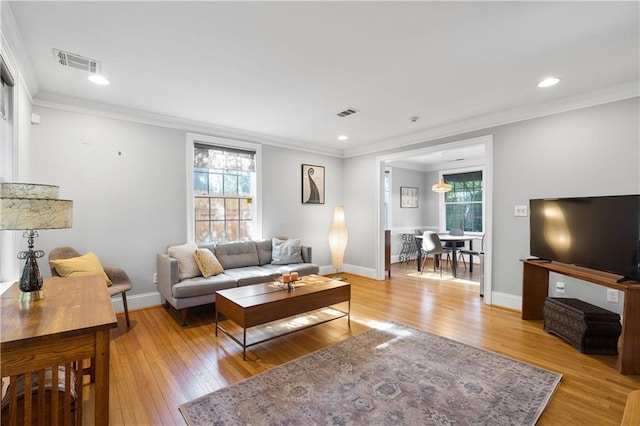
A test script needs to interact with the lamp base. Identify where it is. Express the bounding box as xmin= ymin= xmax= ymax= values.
xmin=17 ymin=233 xmax=45 ymax=296
xmin=20 ymin=289 xmax=45 ymax=302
